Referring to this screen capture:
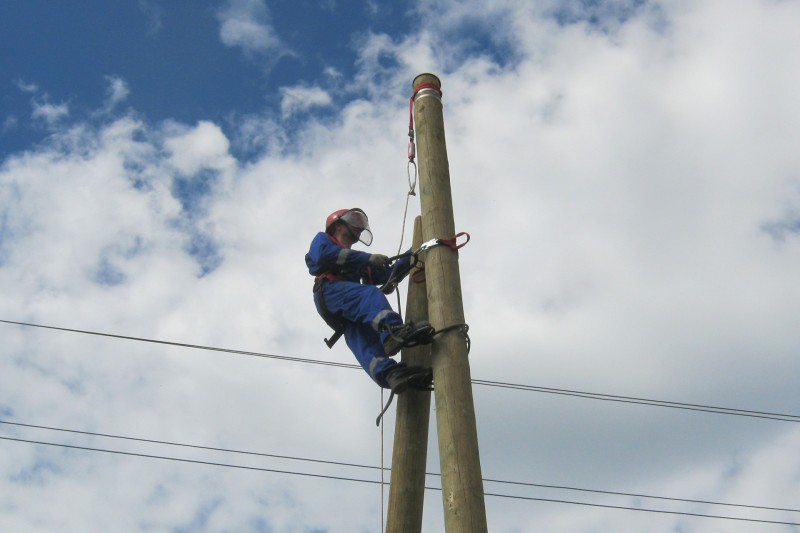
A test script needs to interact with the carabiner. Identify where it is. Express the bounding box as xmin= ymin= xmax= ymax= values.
xmin=416 ymin=238 xmax=441 ymax=254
